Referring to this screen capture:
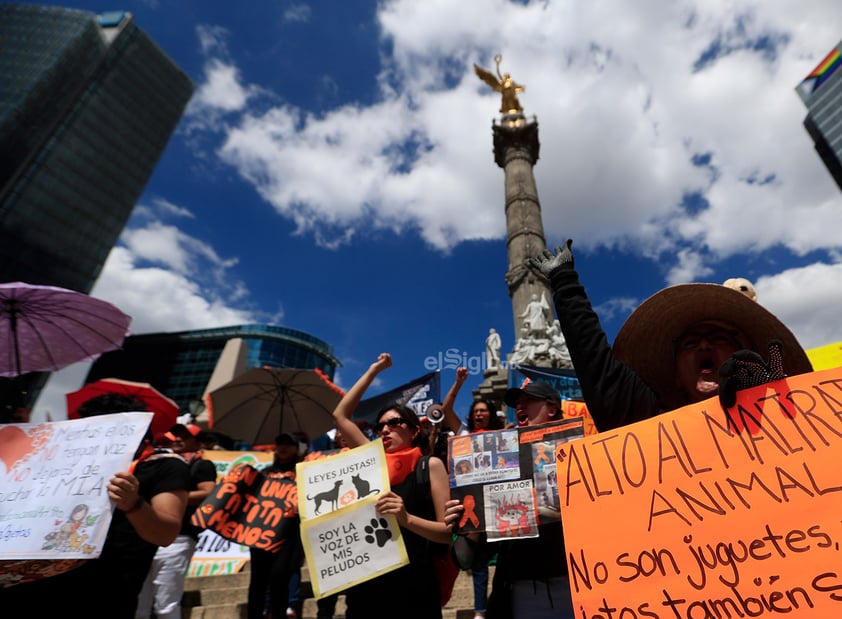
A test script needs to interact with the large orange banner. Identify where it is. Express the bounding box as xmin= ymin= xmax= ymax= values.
xmin=558 ymin=366 xmax=842 ymax=616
